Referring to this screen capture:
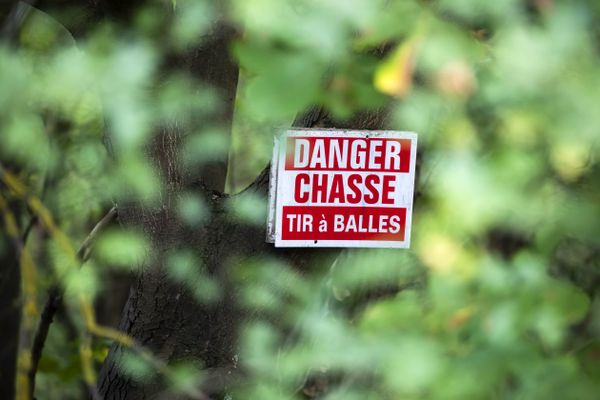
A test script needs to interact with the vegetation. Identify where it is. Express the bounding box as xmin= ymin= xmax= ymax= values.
xmin=0 ymin=0 xmax=599 ymax=399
